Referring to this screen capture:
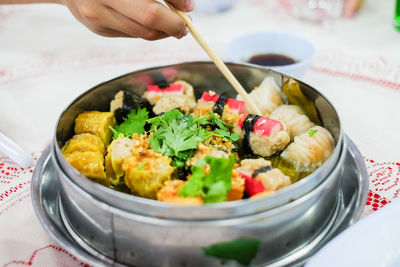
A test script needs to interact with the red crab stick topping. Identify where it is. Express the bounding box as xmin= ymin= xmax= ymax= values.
xmin=147 ymin=83 xmax=184 ymax=94
xmin=201 ymin=91 xmax=220 ymax=102
xmin=200 ymin=92 xmax=246 ymax=114
xmin=237 ymin=115 xmax=283 ymax=137
xmin=226 ymin=98 xmax=246 ymax=114
xmin=240 ymin=173 xmax=265 ymax=196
